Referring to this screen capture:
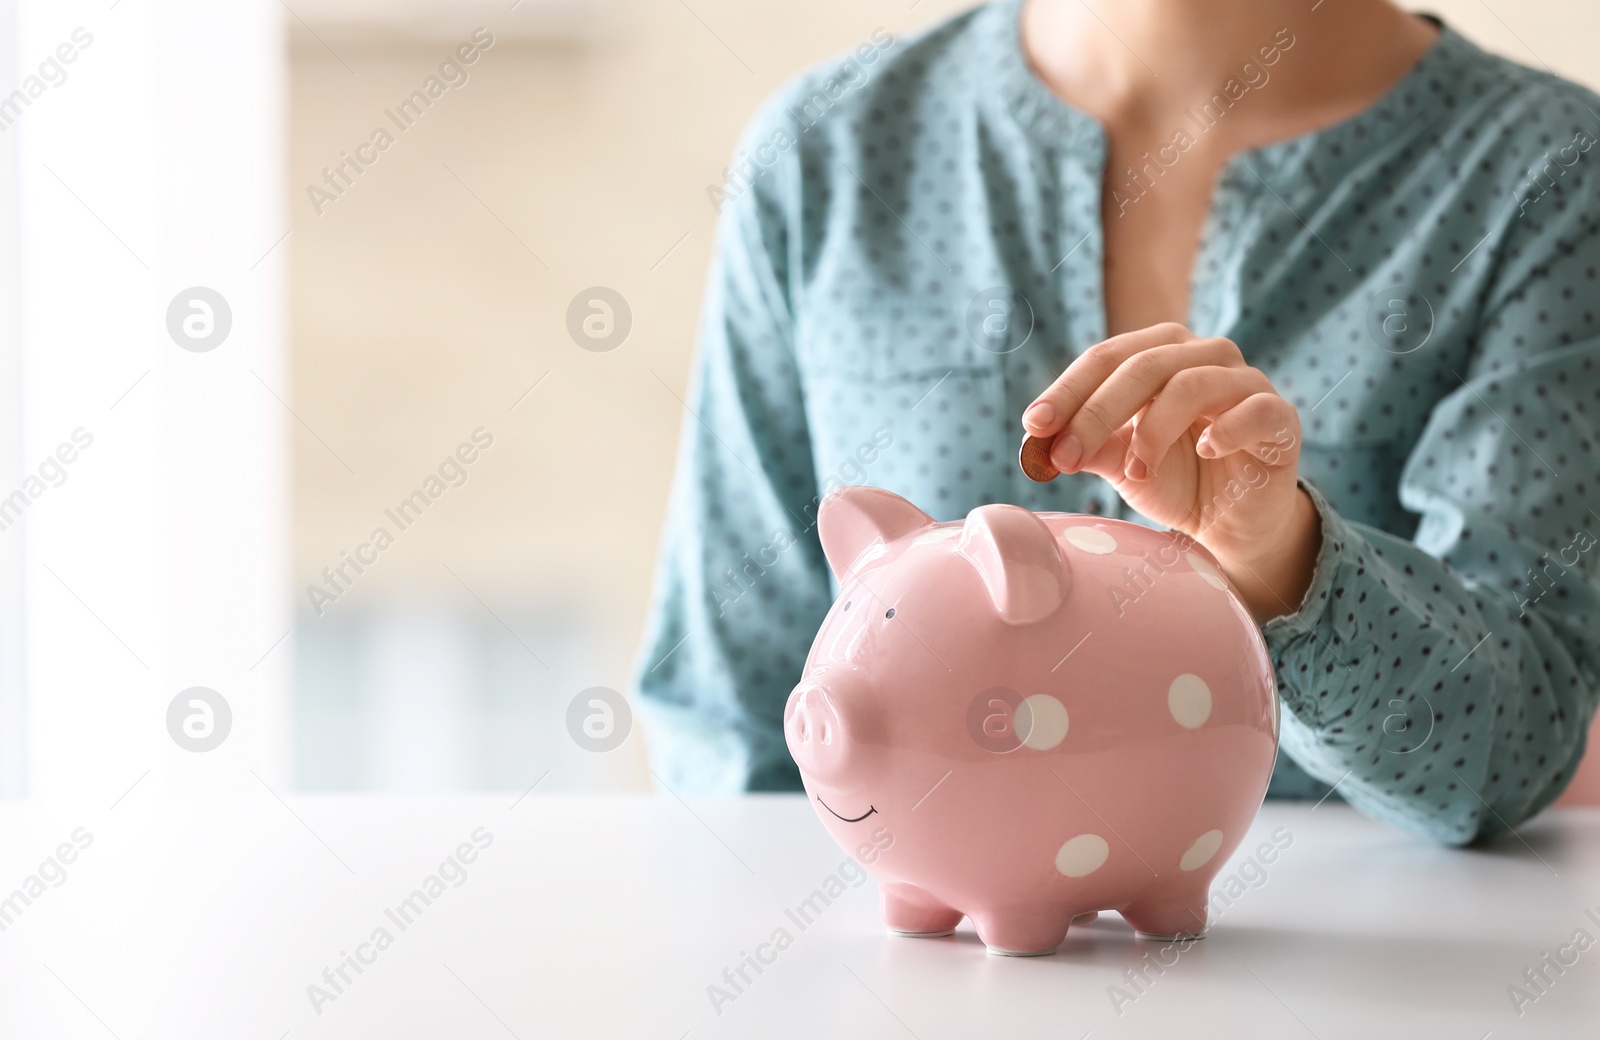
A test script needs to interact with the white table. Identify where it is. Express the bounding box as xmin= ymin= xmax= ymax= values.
xmin=1 ymin=795 xmax=1596 ymax=1039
